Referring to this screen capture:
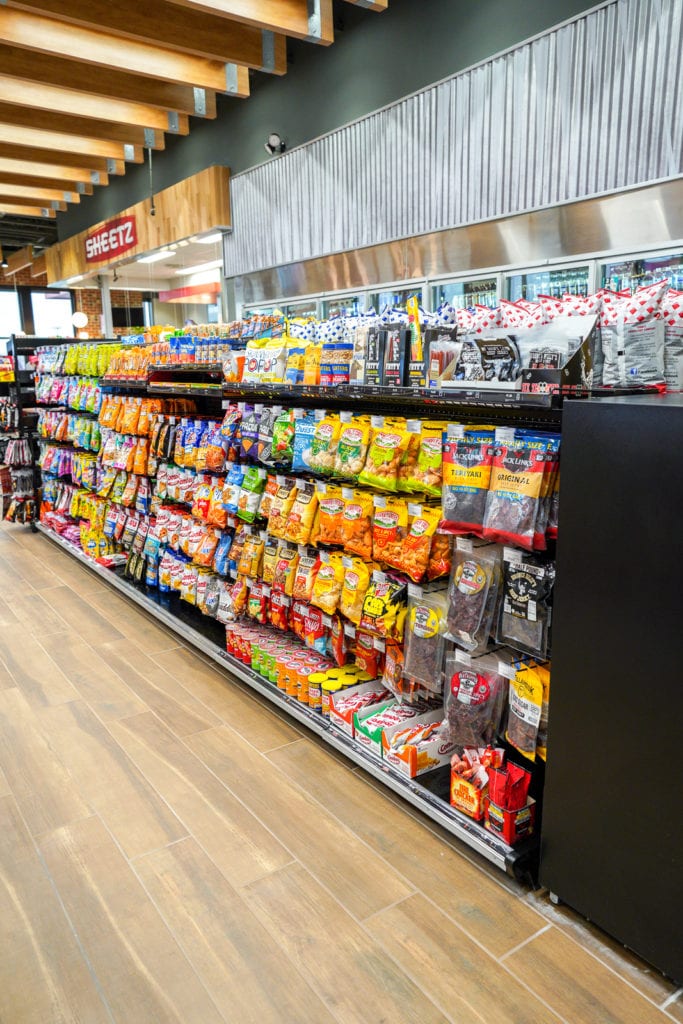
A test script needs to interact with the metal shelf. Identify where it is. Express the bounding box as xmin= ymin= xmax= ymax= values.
xmin=36 ymin=520 xmax=537 ymax=881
